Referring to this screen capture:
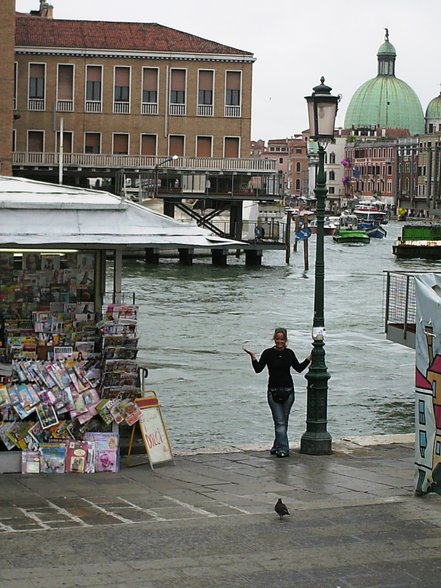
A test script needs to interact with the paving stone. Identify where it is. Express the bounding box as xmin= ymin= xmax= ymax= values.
xmin=1 ymin=442 xmax=441 ymax=588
